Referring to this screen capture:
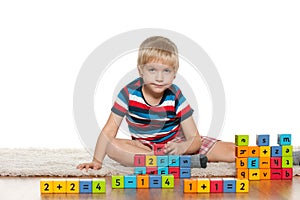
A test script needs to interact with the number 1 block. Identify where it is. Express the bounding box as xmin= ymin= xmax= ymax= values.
xmin=210 ymin=178 xmax=223 ymax=193
xmin=183 ymin=179 xmax=197 ymax=193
